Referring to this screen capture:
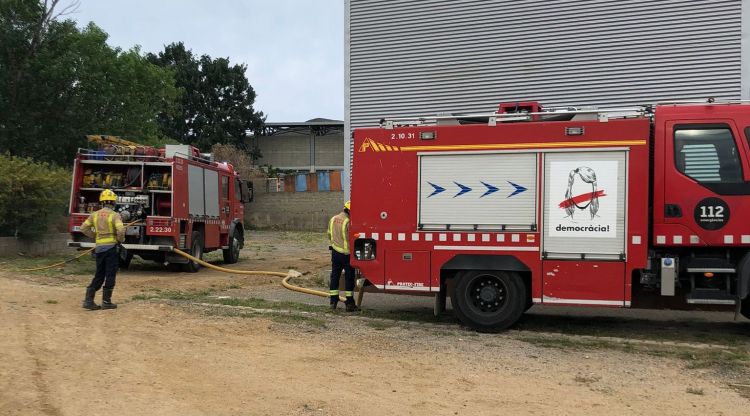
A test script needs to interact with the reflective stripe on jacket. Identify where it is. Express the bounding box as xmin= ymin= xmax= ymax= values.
xmin=81 ymin=207 xmax=125 ymax=246
xmin=327 ymin=211 xmax=350 ymax=255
